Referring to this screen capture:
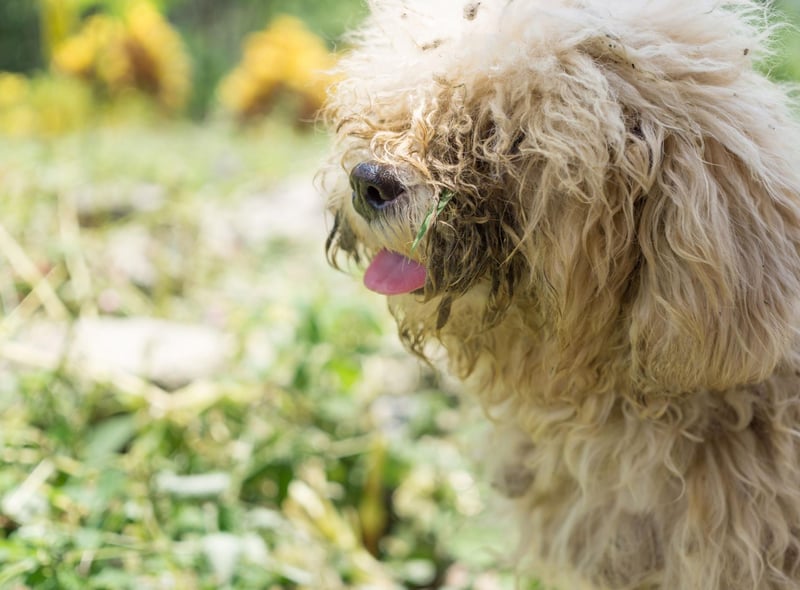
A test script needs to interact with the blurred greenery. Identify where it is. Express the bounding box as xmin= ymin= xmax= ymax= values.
xmin=774 ymin=0 xmax=800 ymax=81
xmin=0 ymin=0 xmax=366 ymax=119
xmin=170 ymin=0 xmax=366 ymax=118
xmin=0 ymin=0 xmax=44 ymax=73
xmin=0 ymin=122 xmax=520 ymax=589
xmin=0 ymin=0 xmax=797 ymax=120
